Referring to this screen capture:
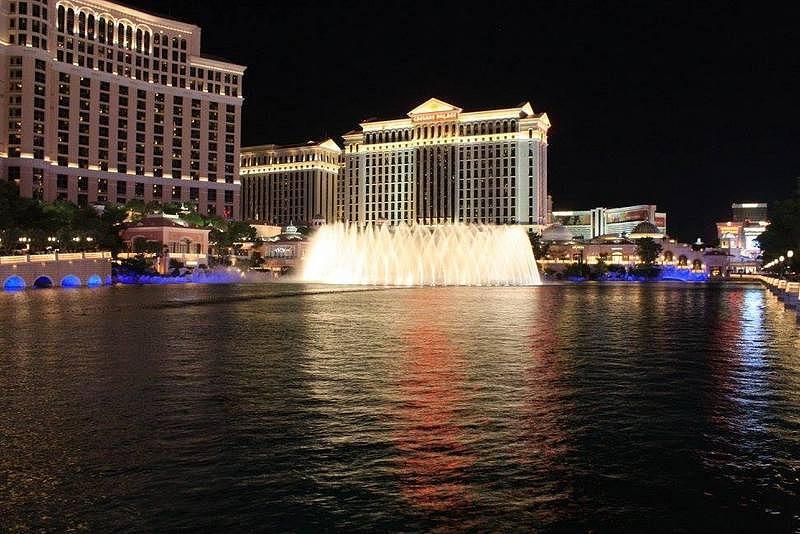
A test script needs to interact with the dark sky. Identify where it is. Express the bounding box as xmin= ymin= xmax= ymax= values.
xmin=128 ymin=0 xmax=798 ymax=242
